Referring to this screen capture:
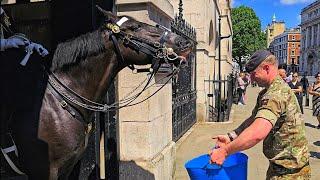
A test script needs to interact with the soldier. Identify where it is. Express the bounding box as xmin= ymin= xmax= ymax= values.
xmin=1 ymin=6 xmax=48 ymax=176
xmin=1 ymin=7 xmax=48 ymax=55
xmin=210 ymin=50 xmax=311 ymax=179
